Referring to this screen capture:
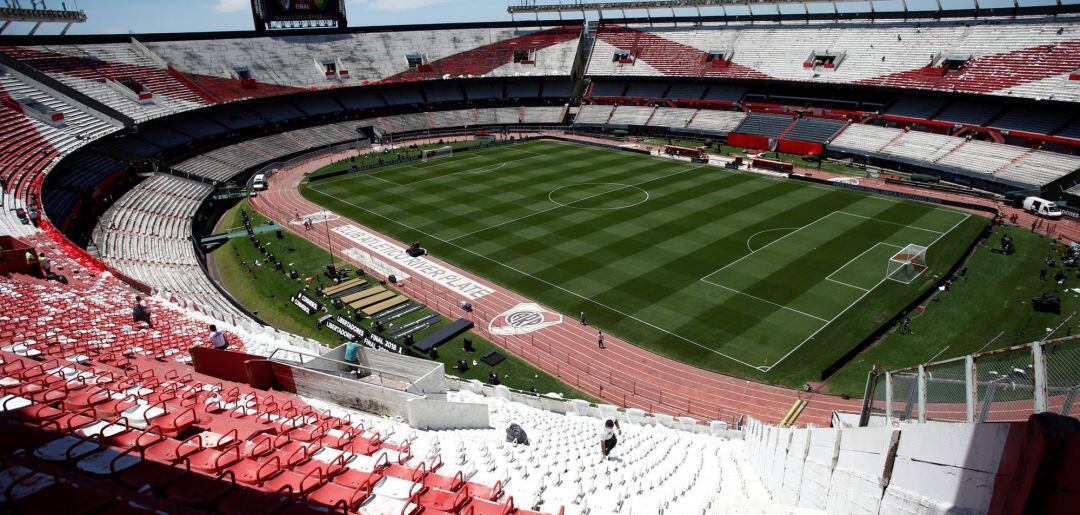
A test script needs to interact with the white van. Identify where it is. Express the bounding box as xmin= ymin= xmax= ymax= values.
xmin=1023 ymin=196 xmax=1063 ymax=219
xmin=252 ymin=173 xmax=268 ymax=191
